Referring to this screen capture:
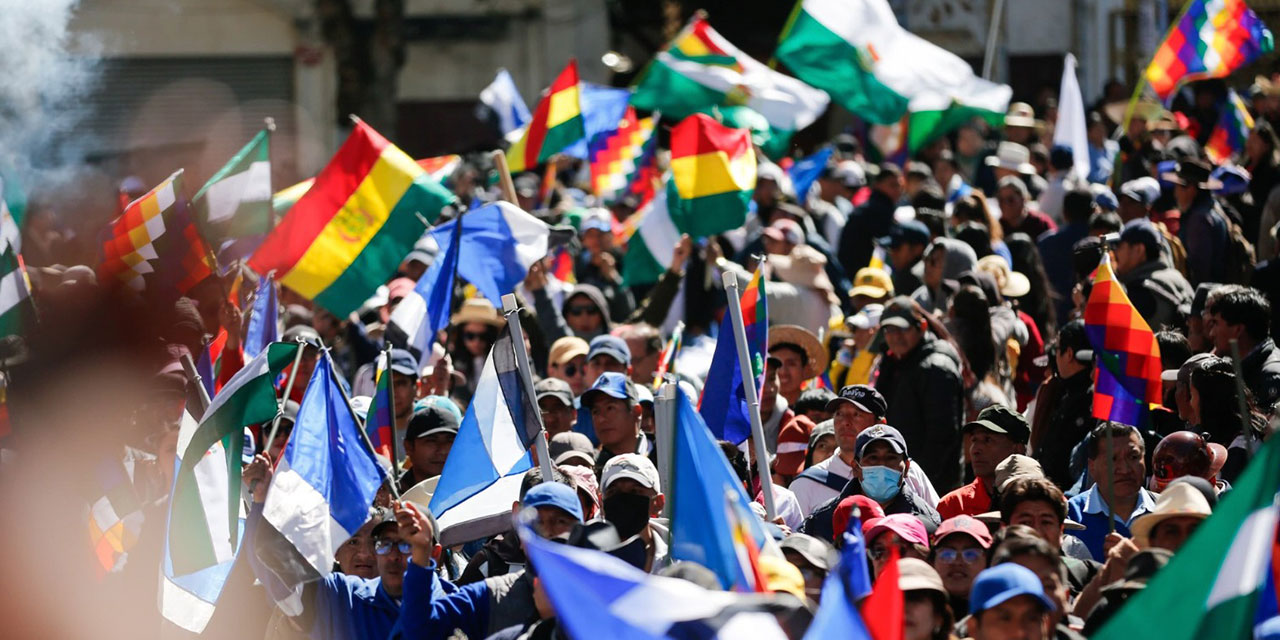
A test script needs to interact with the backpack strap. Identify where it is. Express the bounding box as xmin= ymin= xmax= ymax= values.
xmin=797 ymin=466 xmax=850 ymax=493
